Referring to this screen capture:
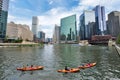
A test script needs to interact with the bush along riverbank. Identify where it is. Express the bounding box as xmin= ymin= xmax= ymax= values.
xmin=0 ymin=42 xmax=44 ymax=47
